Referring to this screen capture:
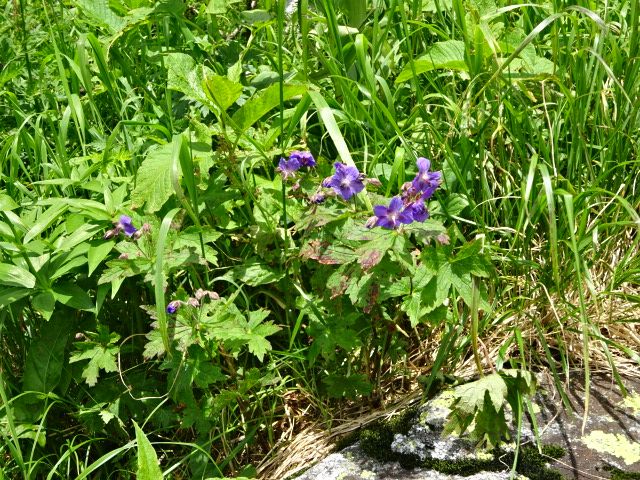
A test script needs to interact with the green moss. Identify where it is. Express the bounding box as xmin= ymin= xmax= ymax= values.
xmin=541 ymin=444 xmax=566 ymax=459
xmin=604 ymin=465 xmax=640 ymax=480
xmin=334 ymin=430 xmax=360 ymax=451
xmin=353 ymin=405 xmax=566 ymax=479
xmin=359 ymin=421 xmax=396 ymax=461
